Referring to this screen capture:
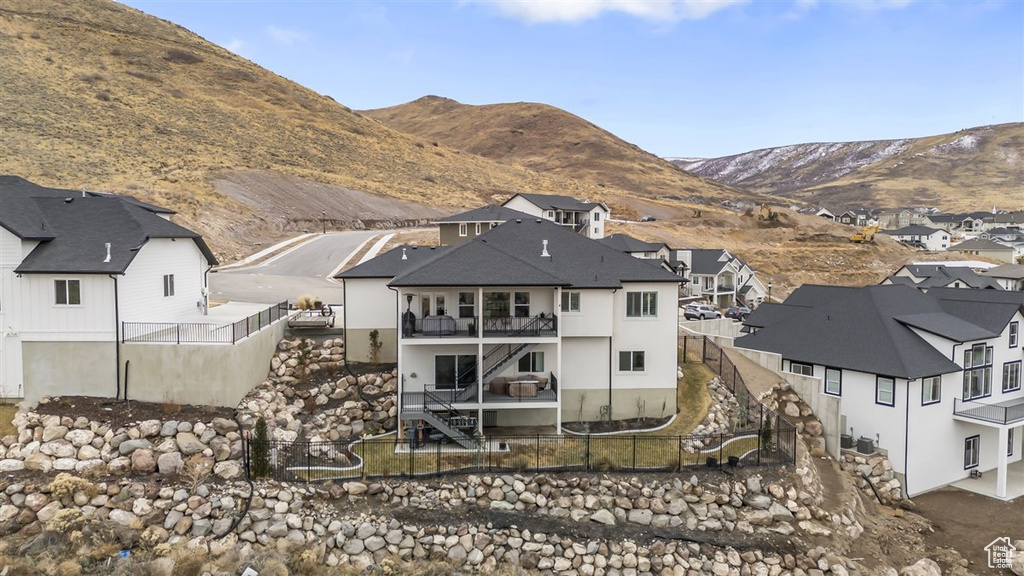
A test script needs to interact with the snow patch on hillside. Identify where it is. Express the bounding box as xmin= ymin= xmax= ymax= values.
xmin=933 ymin=134 xmax=980 ymax=154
